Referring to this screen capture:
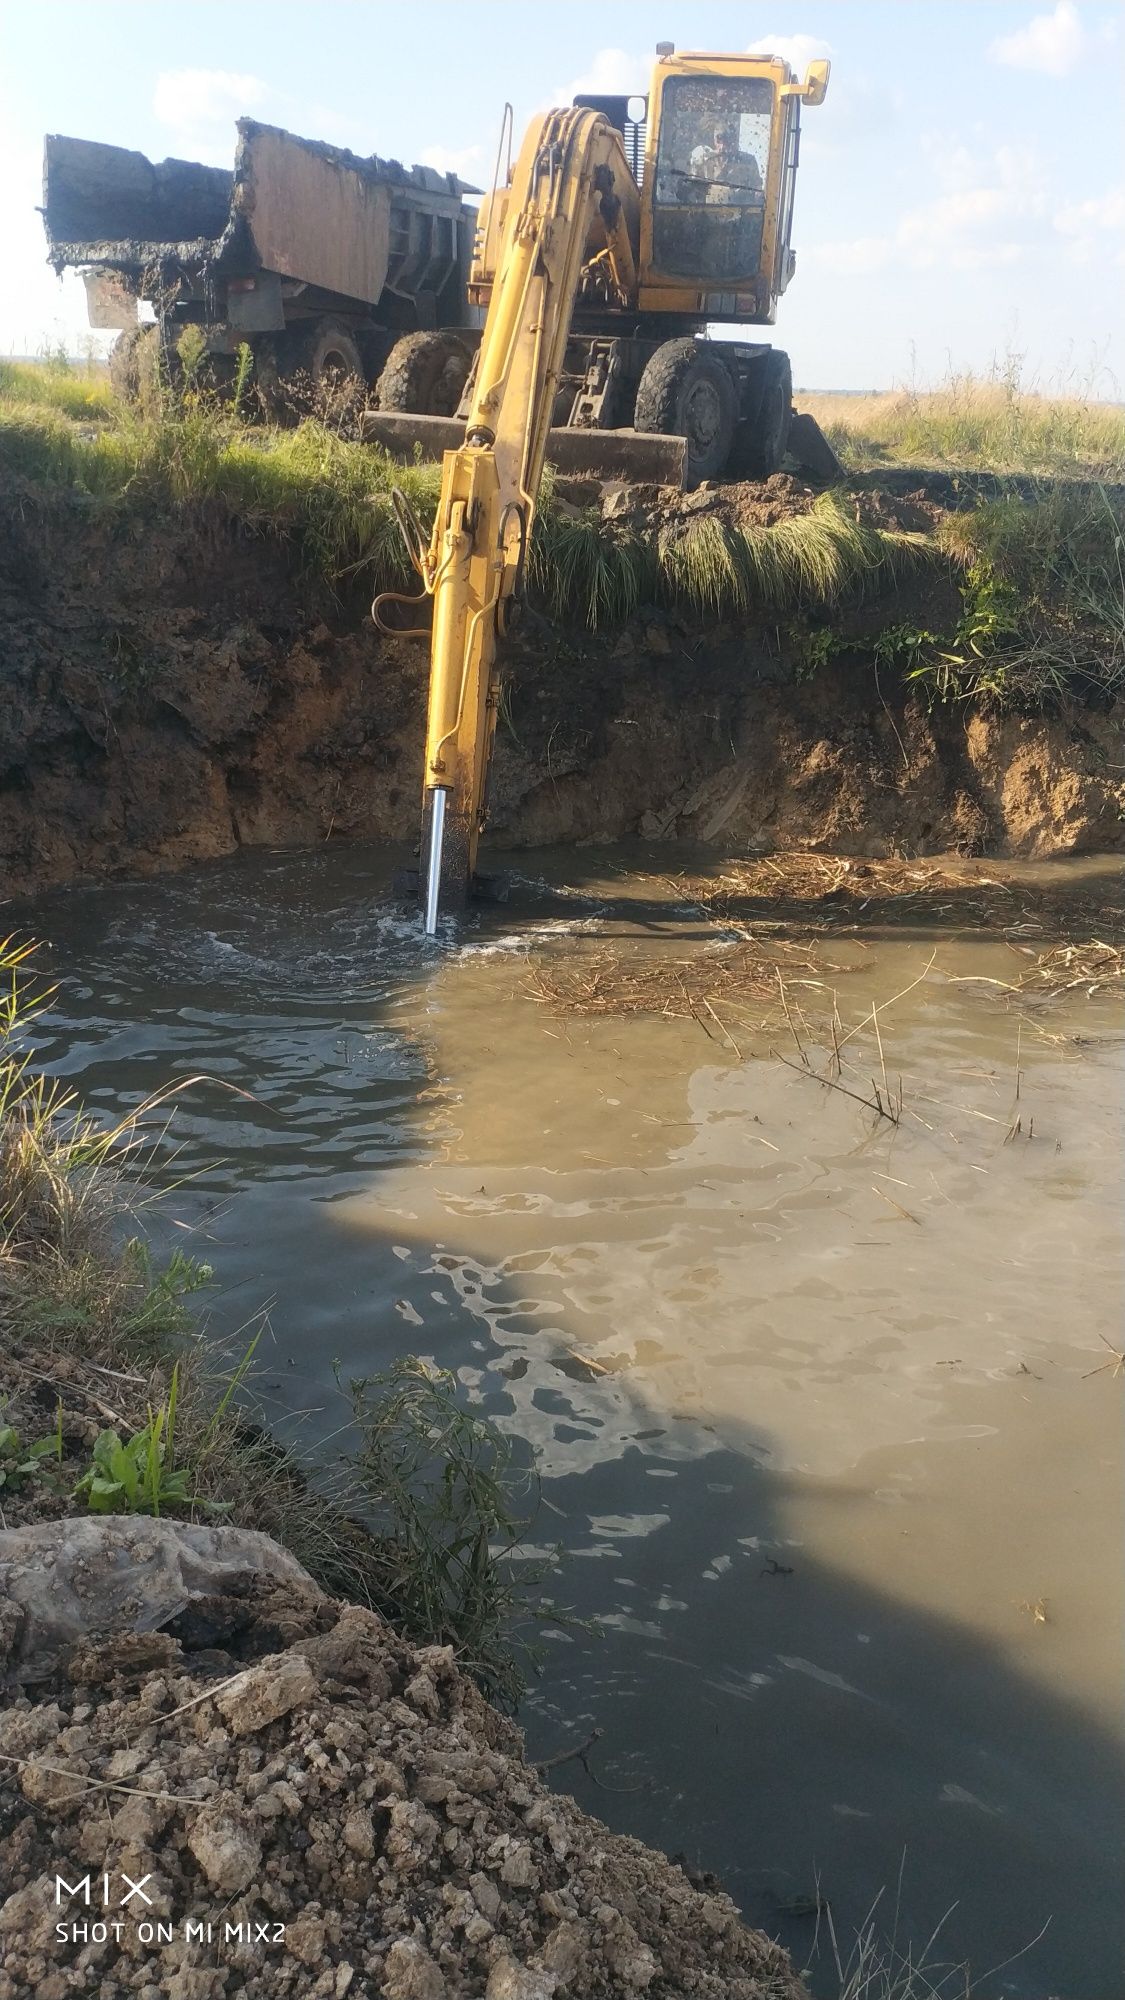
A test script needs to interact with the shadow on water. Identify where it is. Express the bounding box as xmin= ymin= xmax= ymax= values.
xmin=298 ymin=1201 xmax=1123 ymax=2000
xmin=16 ymin=840 xmax=1124 ymax=2000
